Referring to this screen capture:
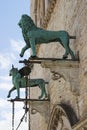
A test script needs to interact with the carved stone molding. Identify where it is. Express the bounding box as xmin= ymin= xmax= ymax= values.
xmin=33 ymin=0 xmax=57 ymax=28
xmin=30 ymin=100 xmax=50 ymax=123
xmin=48 ymin=104 xmax=78 ymax=130
xmin=41 ymin=60 xmax=80 ymax=95
xmin=42 ymin=0 xmax=57 ymax=28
